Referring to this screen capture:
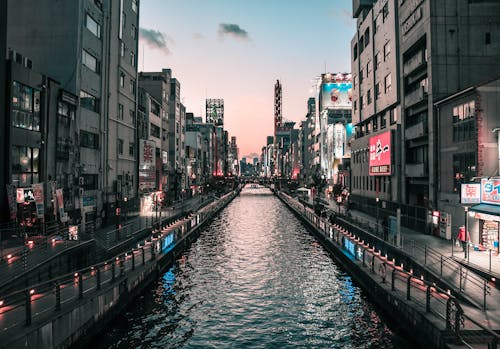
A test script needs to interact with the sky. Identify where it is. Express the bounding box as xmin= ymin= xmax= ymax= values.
xmin=139 ymin=0 xmax=355 ymax=158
